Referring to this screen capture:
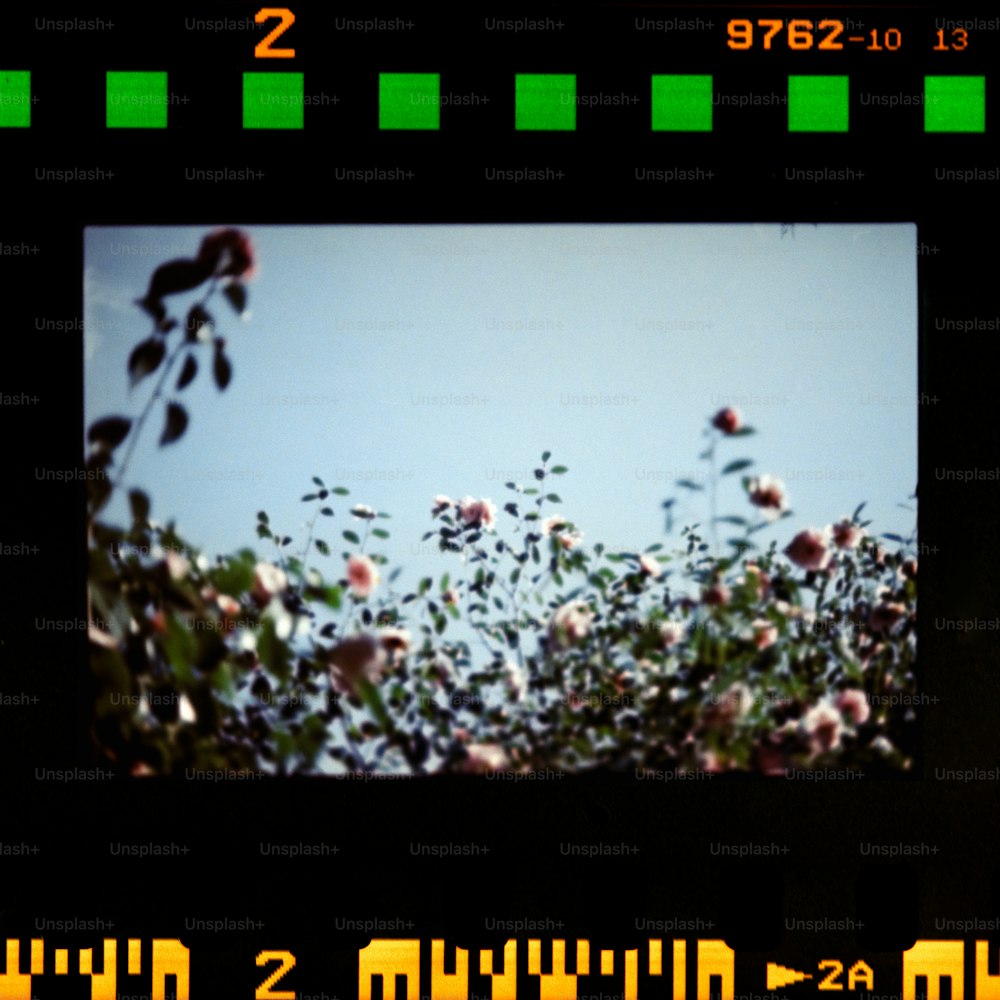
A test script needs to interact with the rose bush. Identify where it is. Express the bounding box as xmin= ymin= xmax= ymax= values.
xmin=85 ymin=239 xmax=918 ymax=776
